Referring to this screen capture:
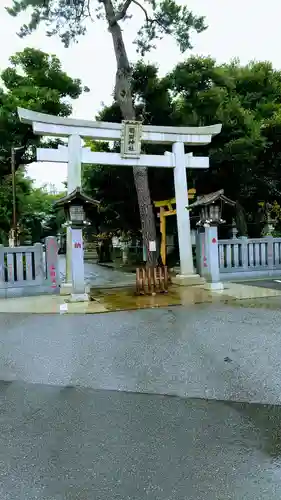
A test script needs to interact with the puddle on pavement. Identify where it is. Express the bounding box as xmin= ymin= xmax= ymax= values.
xmin=90 ymin=285 xmax=220 ymax=312
xmin=89 ymin=285 xmax=281 ymax=313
